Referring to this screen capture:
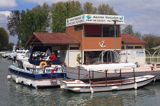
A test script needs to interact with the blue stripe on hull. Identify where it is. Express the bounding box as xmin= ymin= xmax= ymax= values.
xmin=9 ymin=67 xmax=67 ymax=80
